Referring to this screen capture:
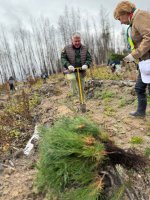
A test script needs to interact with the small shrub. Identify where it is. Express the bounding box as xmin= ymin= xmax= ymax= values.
xmin=9 ymin=130 xmax=20 ymax=138
xmin=34 ymin=79 xmax=42 ymax=89
xmin=130 ymin=136 xmax=143 ymax=145
xmin=95 ymin=90 xmax=115 ymax=102
xmin=104 ymin=106 xmax=115 ymax=116
xmin=101 ymin=90 xmax=115 ymax=100
xmin=118 ymin=99 xmax=126 ymax=108
xmin=87 ymin=67 xmax=123 ymax=81
xmin=144 ymin=148 xmax=150 ymax=157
